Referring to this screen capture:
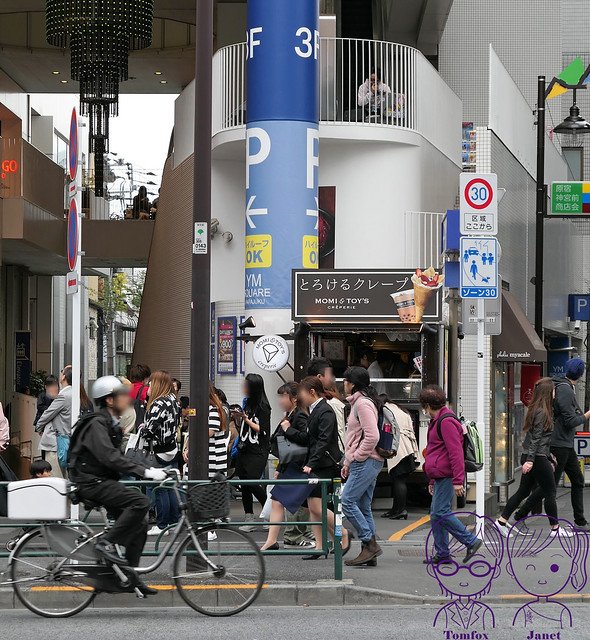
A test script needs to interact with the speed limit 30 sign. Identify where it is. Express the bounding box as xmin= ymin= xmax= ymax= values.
xmin=460 ymin=173 xmax=498 ymax=236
